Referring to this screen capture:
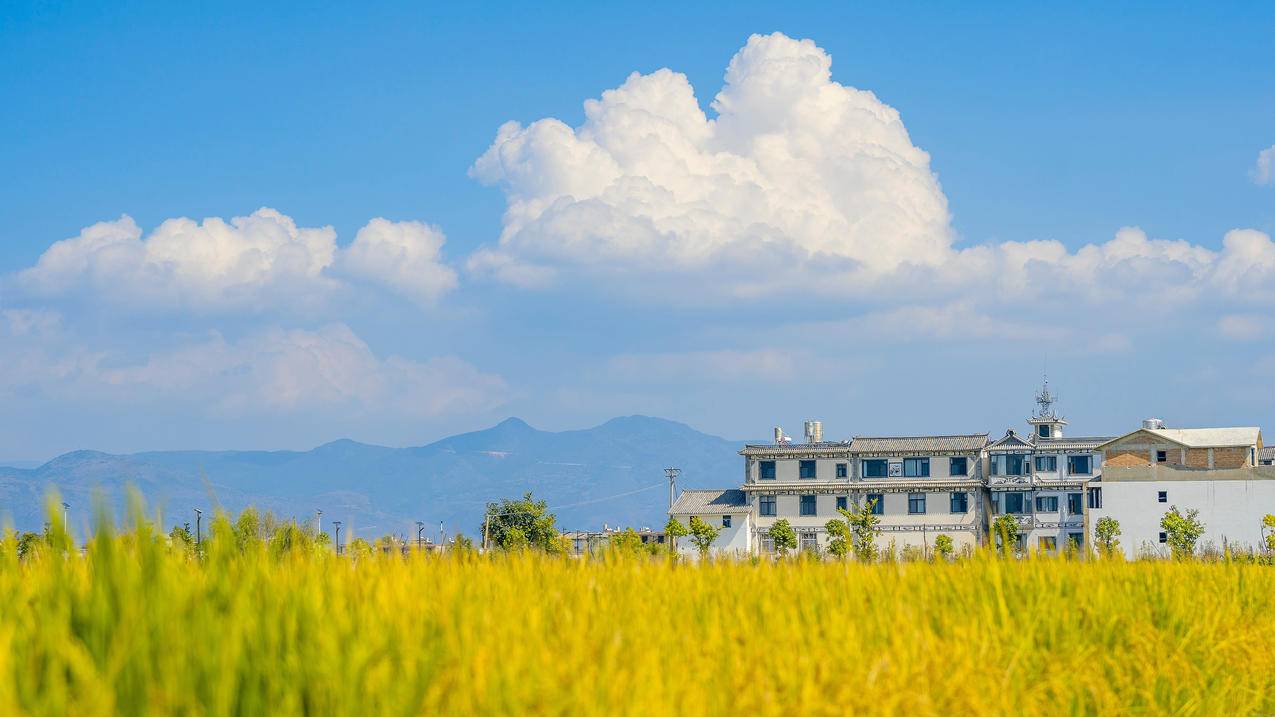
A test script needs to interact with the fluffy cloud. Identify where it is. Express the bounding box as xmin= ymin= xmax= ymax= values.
xmin=468 ymin=33 xmax=1275 ymax=313
xmin=469 ymin=32 xmax=952 ymax=290
xmin=0 ymin=318 xmax=505 ymax=419
xmin=607 ymin=349 xmax=831 ymax=384
xmin=1255 ymin=145 xmax=1274 ymax=186
xmin=16 ymin=208 xmax=459 ymax=311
